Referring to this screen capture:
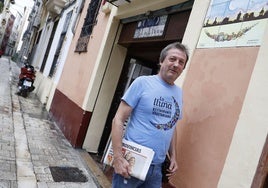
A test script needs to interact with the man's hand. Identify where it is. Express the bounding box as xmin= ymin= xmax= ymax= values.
xmin=111 ymin=101 xmax=133 ymax=179
xmin=113 ymin=156 xmax=132 ymax=178
xmin=166 ymin=157 xmax=178 ymax=180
